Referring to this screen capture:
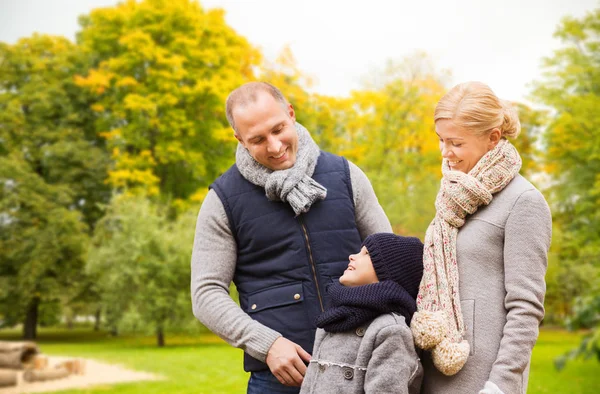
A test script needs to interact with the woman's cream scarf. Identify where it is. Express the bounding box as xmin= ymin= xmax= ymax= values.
xmin=410 ymin=139 xmax=522 ymax=376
